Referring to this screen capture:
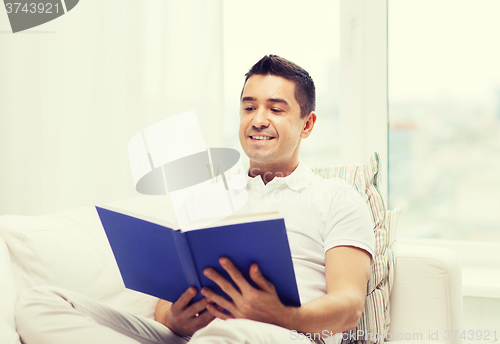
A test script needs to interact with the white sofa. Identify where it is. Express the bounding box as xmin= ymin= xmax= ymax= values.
xmin=388 ymin=245 xmax=463 ymax=344
xmin=0 ymin=195 xmax=463 ymax=344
